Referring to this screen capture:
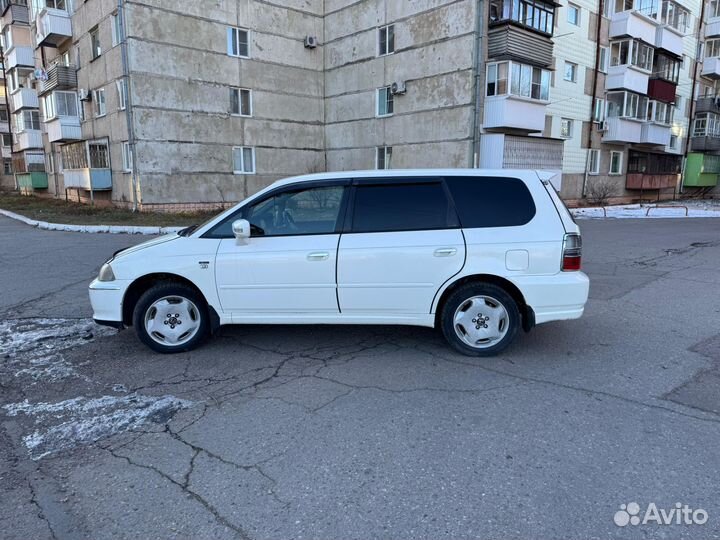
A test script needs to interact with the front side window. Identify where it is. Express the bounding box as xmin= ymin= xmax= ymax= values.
xmin=227 ymin=27 xmax=250 ymax=57
xmin=445 ymin=176 xmax=535 ymax=228
xmin=610 ymin=151 xmax=623 ymax=174
xmin=232 ymin=146 xmax=255 ymax=174
xmin=90 ymin=26 xmax=101 ymax=59
xmin=242 ymin=185 xmax=345 ymax=237
xmin=377 ymin=86 xmax=393 ymax=116
xmin=351 ymin=182 xmax=454 ymax=233
xmin=378 ymin=24 xmax=395 ymax=56
xmin=230 ymin=88 xmax=252 ymax=116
